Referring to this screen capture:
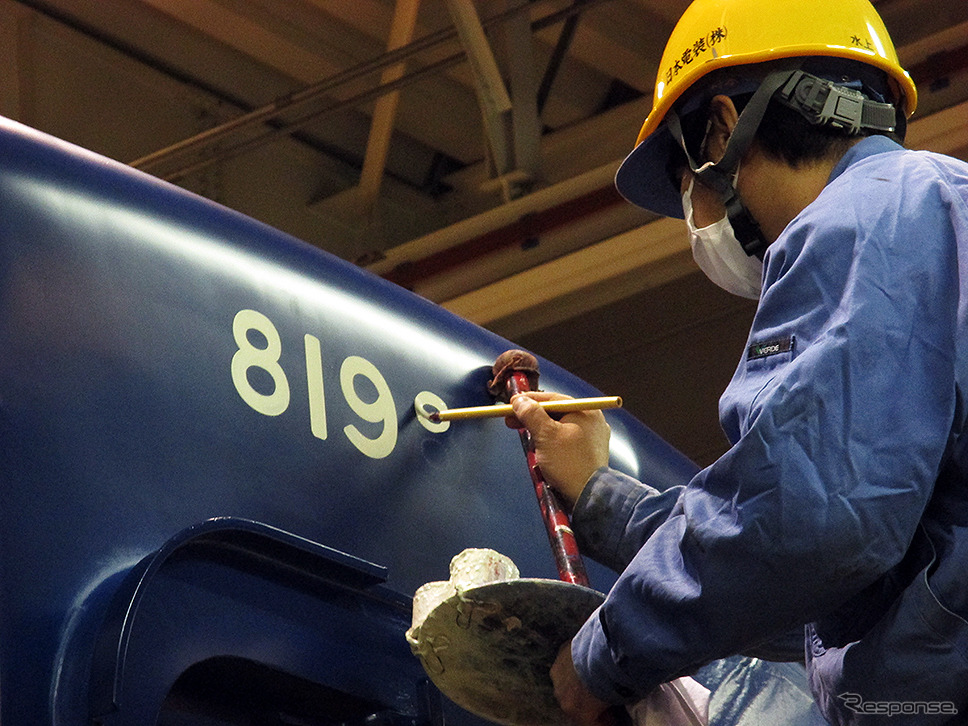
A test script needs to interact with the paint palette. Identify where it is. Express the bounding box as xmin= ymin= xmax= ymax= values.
xmin=409 ymin=578 xmax=605 ymax=726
